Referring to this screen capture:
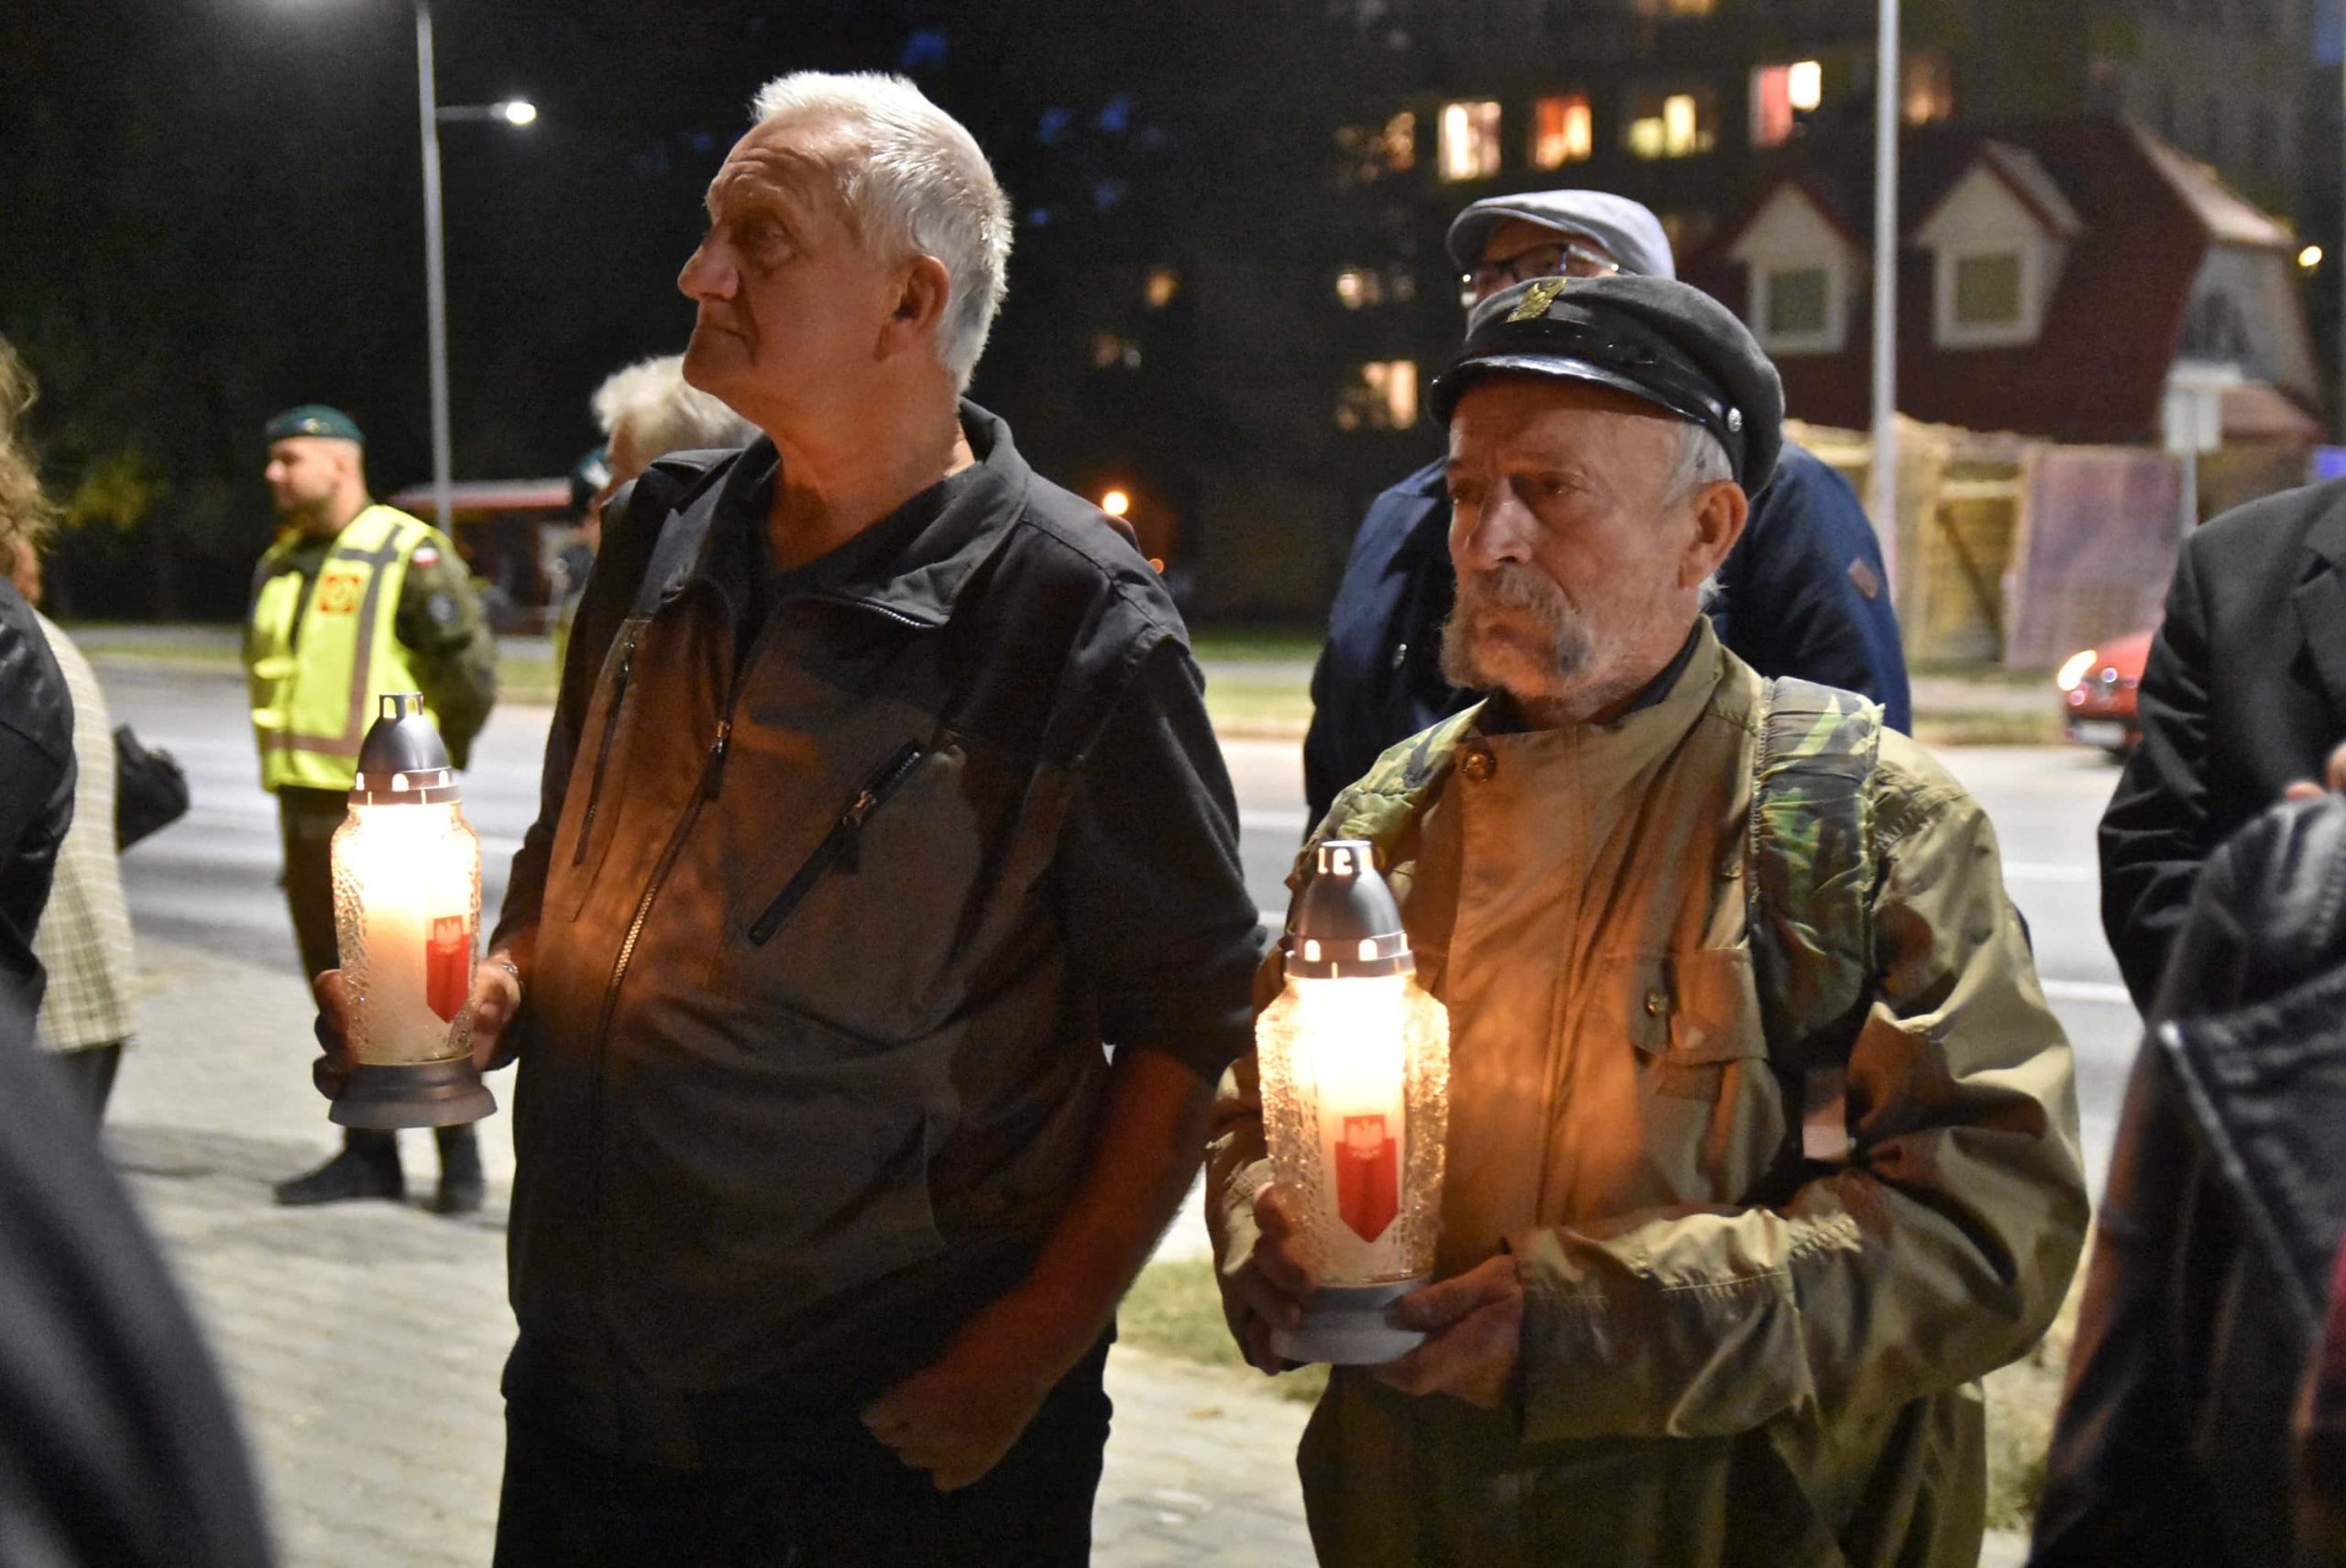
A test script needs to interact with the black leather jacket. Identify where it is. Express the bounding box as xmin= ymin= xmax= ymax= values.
xmin=0 ymin=578 xmax=73 ymax=1013
xmin=2034 ymin=795 xmax=2346 ymax=1566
